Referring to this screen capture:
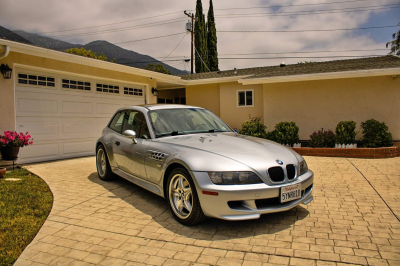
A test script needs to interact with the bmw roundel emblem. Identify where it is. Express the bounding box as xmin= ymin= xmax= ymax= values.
xmin=276 ymin=160 xmax=284 ymax=165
